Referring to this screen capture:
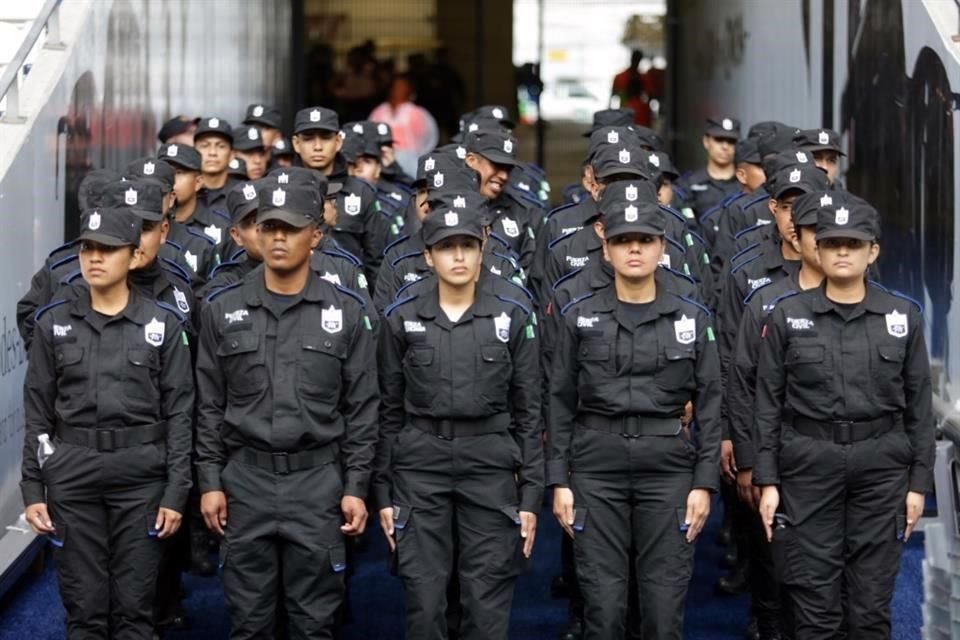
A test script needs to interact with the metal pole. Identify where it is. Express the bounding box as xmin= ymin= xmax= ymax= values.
xmin=535 ymin=0 xmax=545 ymax=170
xmin=44 ymin=1 xmax=65 ymax=50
